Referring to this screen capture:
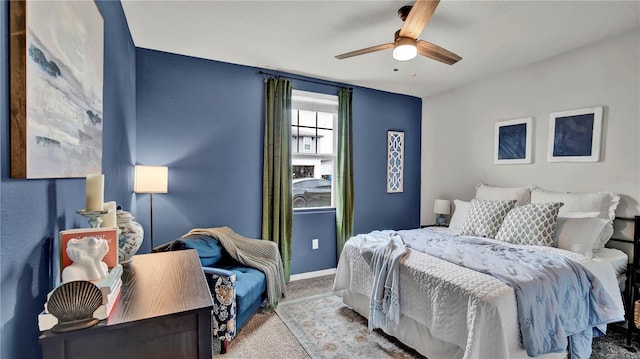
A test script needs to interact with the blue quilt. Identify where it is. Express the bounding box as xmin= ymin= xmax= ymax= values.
xmin=399 ymin=229 xmax=623 ymax=358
